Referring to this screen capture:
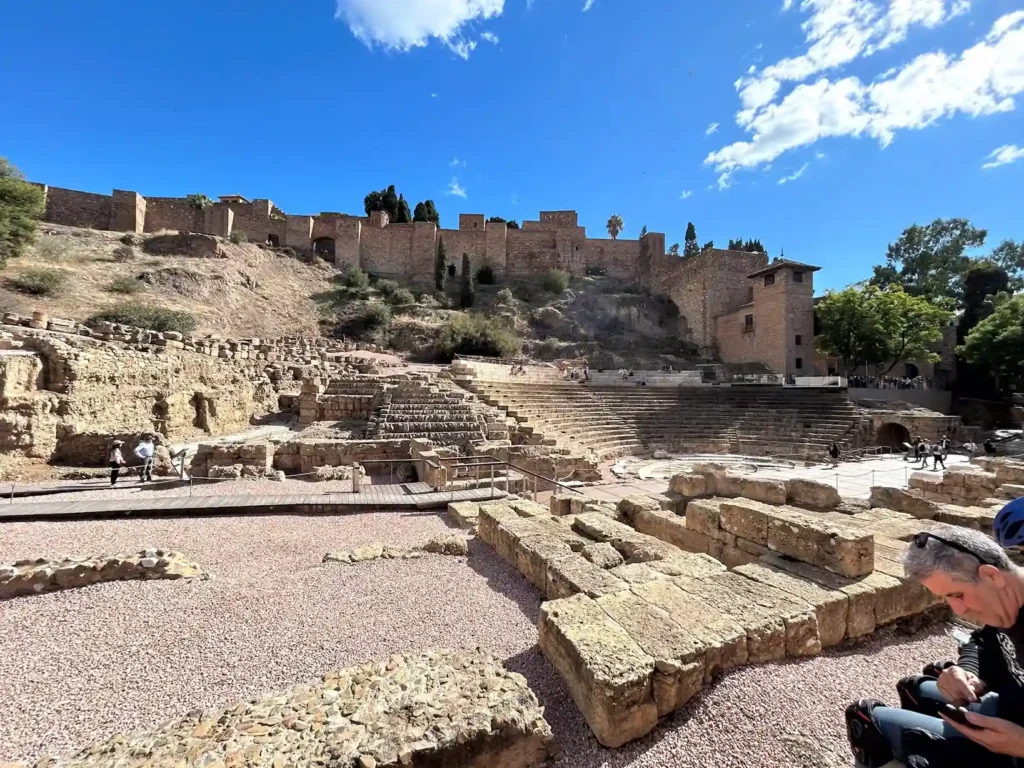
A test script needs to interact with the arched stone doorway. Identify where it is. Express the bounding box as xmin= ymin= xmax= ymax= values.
xmin=877 ymin=421 xmax=911 ymax=449
xmin=905 ymin=363 xmax=920 ymax=378
xmin=313 ymin=237 xmax=336 ymax=261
